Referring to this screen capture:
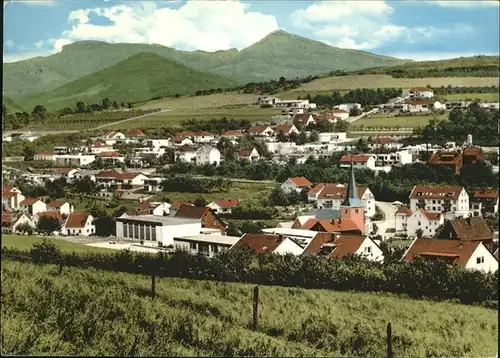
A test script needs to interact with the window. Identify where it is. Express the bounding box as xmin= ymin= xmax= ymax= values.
xmin=151 ymin=227 xmax=157 ymax=241
xmin=123 ymin=223 xmax=128 ymax=238
xmin=476 ymin=256 xmax=484 ymax=264
xmin=355 ymin=209 xmax=359 ymax=214
xmin=364 ymin=246 xmax=371 ymax=253
xmin=134 ymin=225 xmax=139 ymax=239
xmin=212 ymin=245 xmax=219 ymax=254
xmin=145 ymin=225 xmax=151 ymax=241
xmin=418 ymin=221 xmax=421 ymax=226
xmin=190 ymin=242 xmax=197 ymax=250
xmin=199 ymin=243 xmax=209 ymax=253
xmin=140 ymin=225 xmax=145 ymax=240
